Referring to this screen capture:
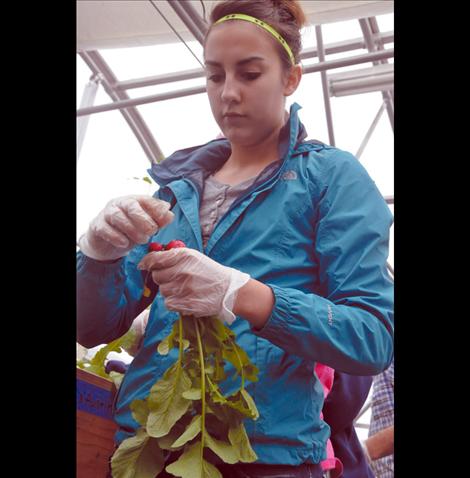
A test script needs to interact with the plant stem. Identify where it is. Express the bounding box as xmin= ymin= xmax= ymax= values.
xmin=218 ymin=321 xmax=245 ymax=390
xmin=231 ymin=339 xmax=245 ymax=390
xmin=206 ymin=375 xmax=227 ymax=403
xmin=194 ymin=318 xmax=206 ymax=464
xmin=177 ymin=315 xmax=184 ymax=366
